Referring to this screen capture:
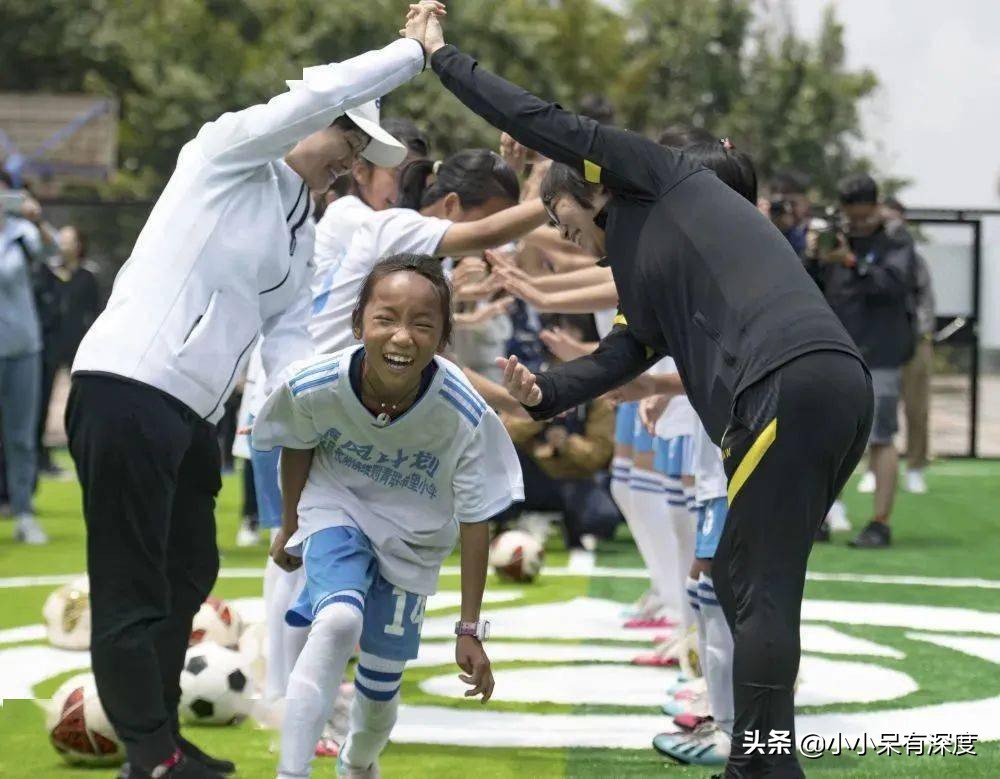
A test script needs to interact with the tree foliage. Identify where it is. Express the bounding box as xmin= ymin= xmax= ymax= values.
xmin=0 ymin=0 xmax=876 ymax=199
